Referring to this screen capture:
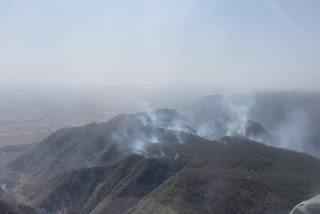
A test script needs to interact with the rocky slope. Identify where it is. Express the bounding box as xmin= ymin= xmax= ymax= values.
xmin=0 ymin=200 xmax=36 ymax=214
xmin=6 ymin=109 xmax=194 ymax=183
xmin=20 ymin=136 xmax=320 ymax=214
